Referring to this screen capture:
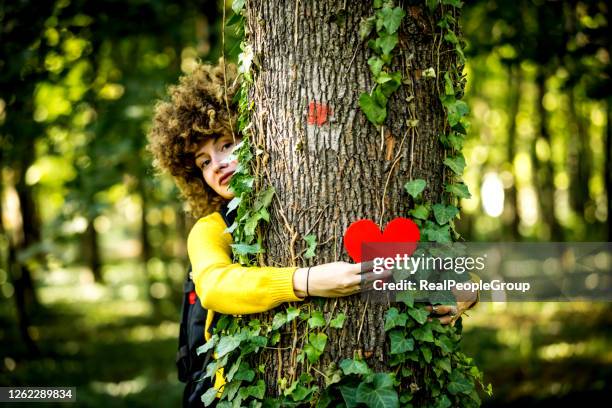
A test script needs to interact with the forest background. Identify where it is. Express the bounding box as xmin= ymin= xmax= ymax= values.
xmin=0 ymin=0 xmax=610 ymax=406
